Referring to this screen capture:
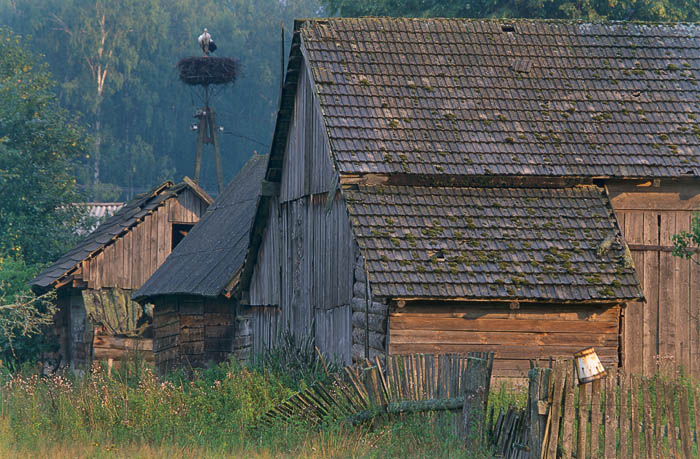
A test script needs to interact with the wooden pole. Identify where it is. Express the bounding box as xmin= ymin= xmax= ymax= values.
xmin=194 ymin=114 xmax=205 ymax=184
xmin=461 ymin=356 xmax=490 ymax=451
xmin=209 ymin=107 xmax=224 ymax=193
